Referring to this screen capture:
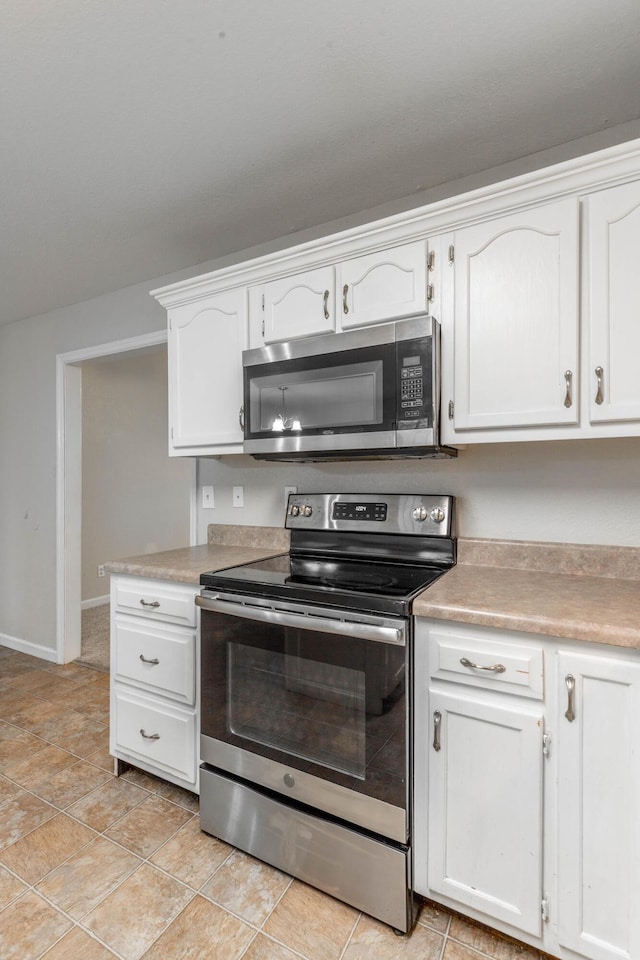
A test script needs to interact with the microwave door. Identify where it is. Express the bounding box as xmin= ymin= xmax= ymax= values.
xmin=243 ymin=340 xmax=397 ymax=455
